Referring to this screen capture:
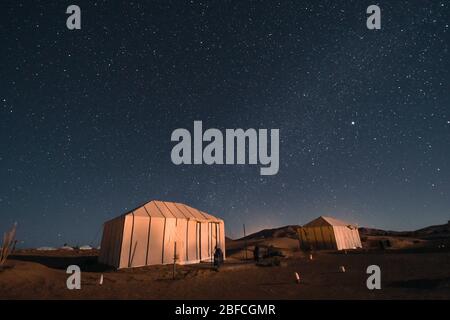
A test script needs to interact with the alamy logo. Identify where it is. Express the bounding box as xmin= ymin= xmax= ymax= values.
xmin=66 ymin=265 xmax=81 ymax=290
xmin=171 ymin=121 xmax=280 ymax=175
xmin=366 ymin=265 xmax=381 ymax=290
xmin=366 ymin=5 xmax=381 ymax=30
xmin=66 ymin=5 xmax=81 ymax=30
